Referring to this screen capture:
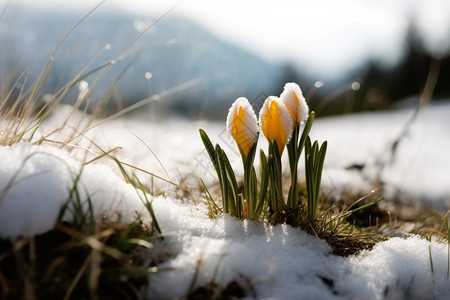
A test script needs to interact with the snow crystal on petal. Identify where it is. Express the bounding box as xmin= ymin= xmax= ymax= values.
xmin=226 ymin=97 xmax=258 ymax=155
xmin=280 ymin=82 xmax=309 ymax=125
xmin=278 ymin=100 xmax=294 ymax=142
xmin=259 ymin=96 xmax=293 ymax=154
